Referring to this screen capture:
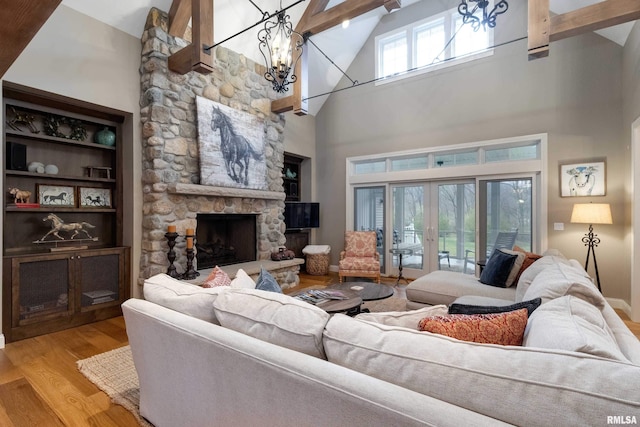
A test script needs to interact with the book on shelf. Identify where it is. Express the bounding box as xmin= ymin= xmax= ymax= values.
xmin=8 ymin=203 xmax=40 ymax=208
